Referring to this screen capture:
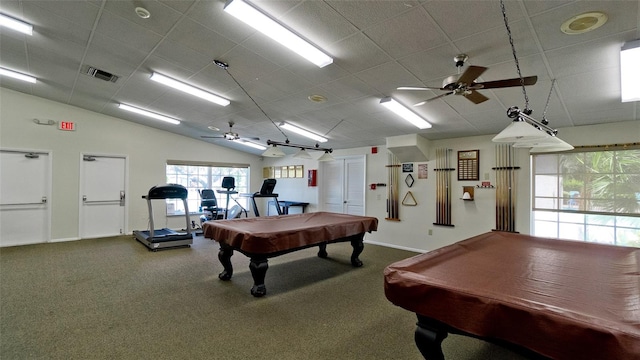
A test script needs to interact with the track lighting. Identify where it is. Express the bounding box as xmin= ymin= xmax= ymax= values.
xmin=264 ymin=140 xmax=333 ymax=160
